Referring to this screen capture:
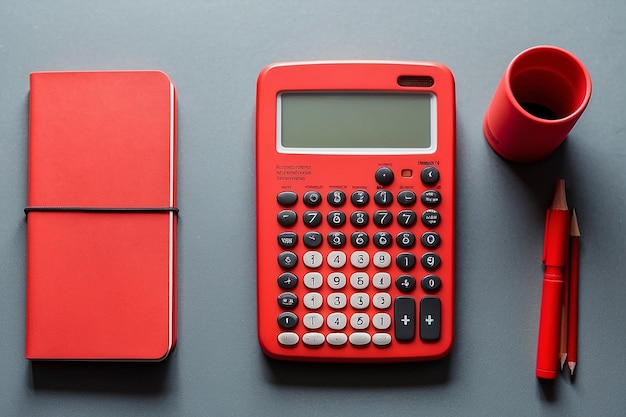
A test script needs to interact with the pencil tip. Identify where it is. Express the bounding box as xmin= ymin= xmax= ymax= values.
xmin=552 ymin=179 xmax=568 ymax=210
xmin=560 ymin=353 xmax=567 ymax=370
xmin=568 ymin=361 xmax=576 ymax=376
xmin=571 ymin=210 xmax=580 ymax=236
